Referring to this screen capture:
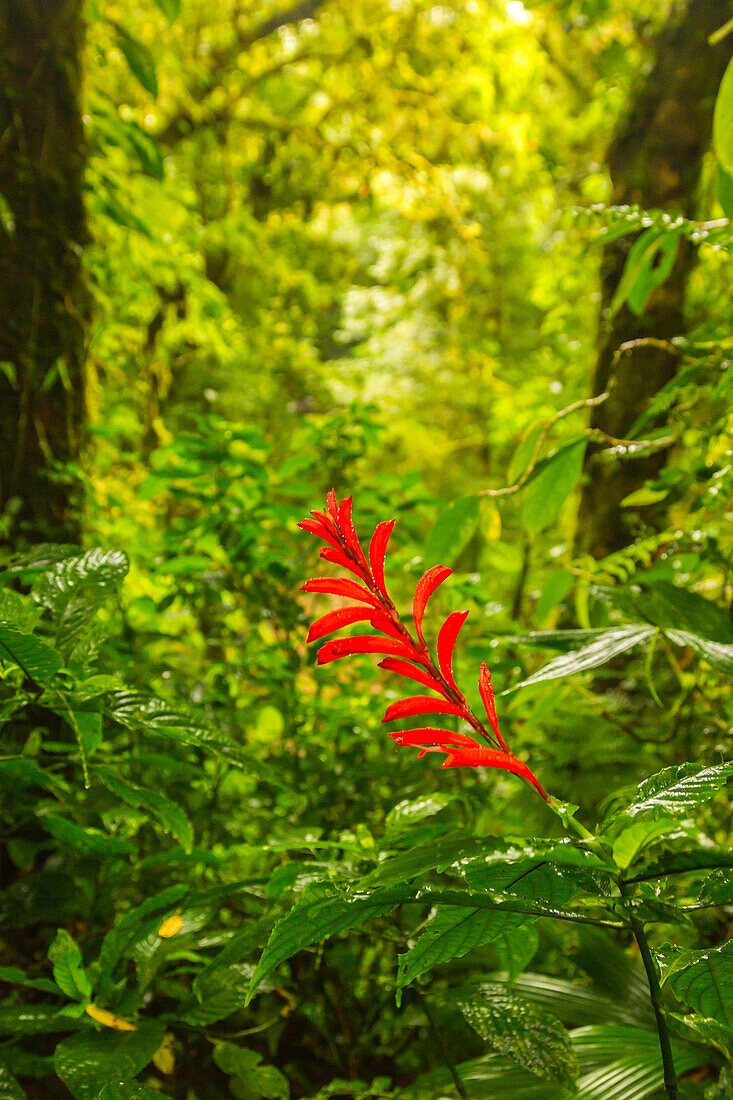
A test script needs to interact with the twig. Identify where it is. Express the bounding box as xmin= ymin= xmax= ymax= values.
xmin=478 ymin=392 xmax=609 ymax=498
